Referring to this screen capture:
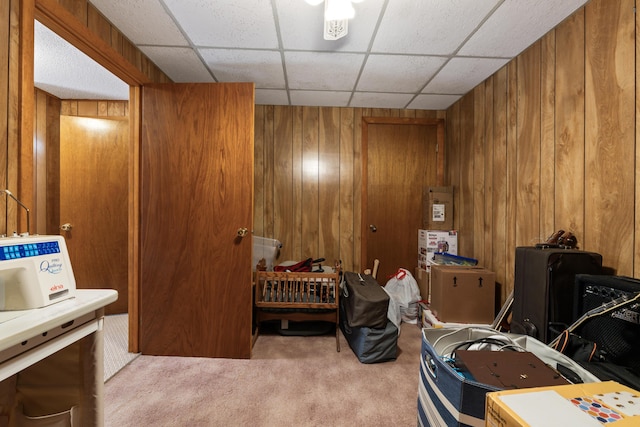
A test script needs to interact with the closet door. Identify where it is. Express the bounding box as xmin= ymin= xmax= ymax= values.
xmin=140 ymin=83 xmax=254 ymax=359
